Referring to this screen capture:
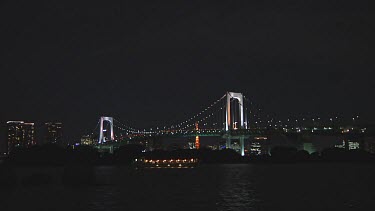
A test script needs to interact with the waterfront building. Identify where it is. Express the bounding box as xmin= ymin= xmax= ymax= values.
xmin=187 ymin=141 xmax=196 ymax=149
xmin=6 ymin=121 xmax=35 ymax=153
xmin=45 ymin=122 xmax=63 ymax=144
xmin=248 ymin=142 xmax=262 ymax=155
xmin=247 ymin=136 xmax=270 ymax=155
xmin=81 ymin=135 xmax=95 ymax=146
xmin=206 ymin=144 xmax=219 ymax=150
xmin=335 ymin=140 xmax=360 ymax=150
